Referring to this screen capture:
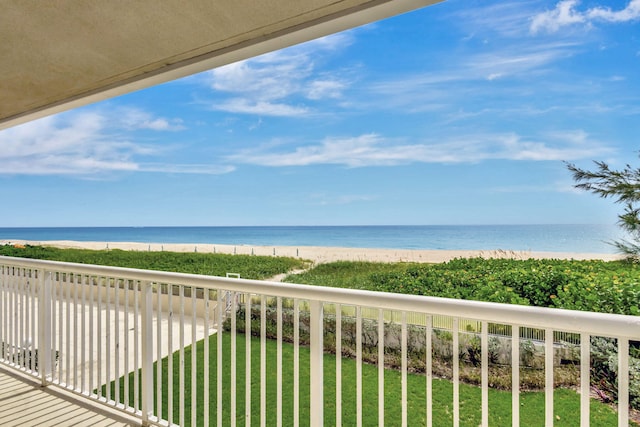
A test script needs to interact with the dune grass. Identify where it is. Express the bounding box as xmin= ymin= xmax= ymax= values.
xmin=0 ymin=244 xmax=308 ymax=280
